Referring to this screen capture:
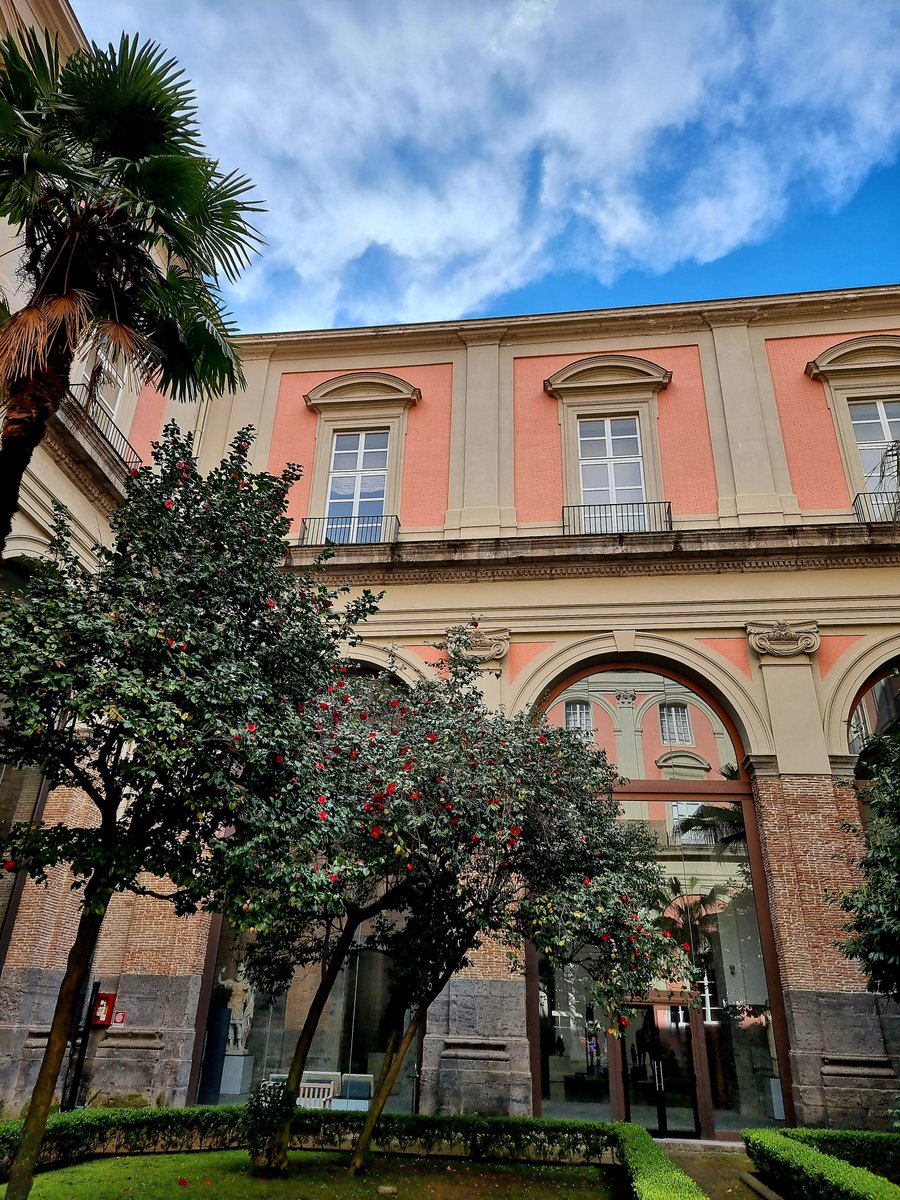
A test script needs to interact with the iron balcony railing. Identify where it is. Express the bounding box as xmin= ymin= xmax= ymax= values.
xmin=299 ymin=514 xmax=400 ymax=546
xmin=854 ymin=491 xmax=900 ymax=523
xmin=66 ymin=385 xmax=142 ymax=471
xmin=562 ymin=501 xmax=673 ymax=535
